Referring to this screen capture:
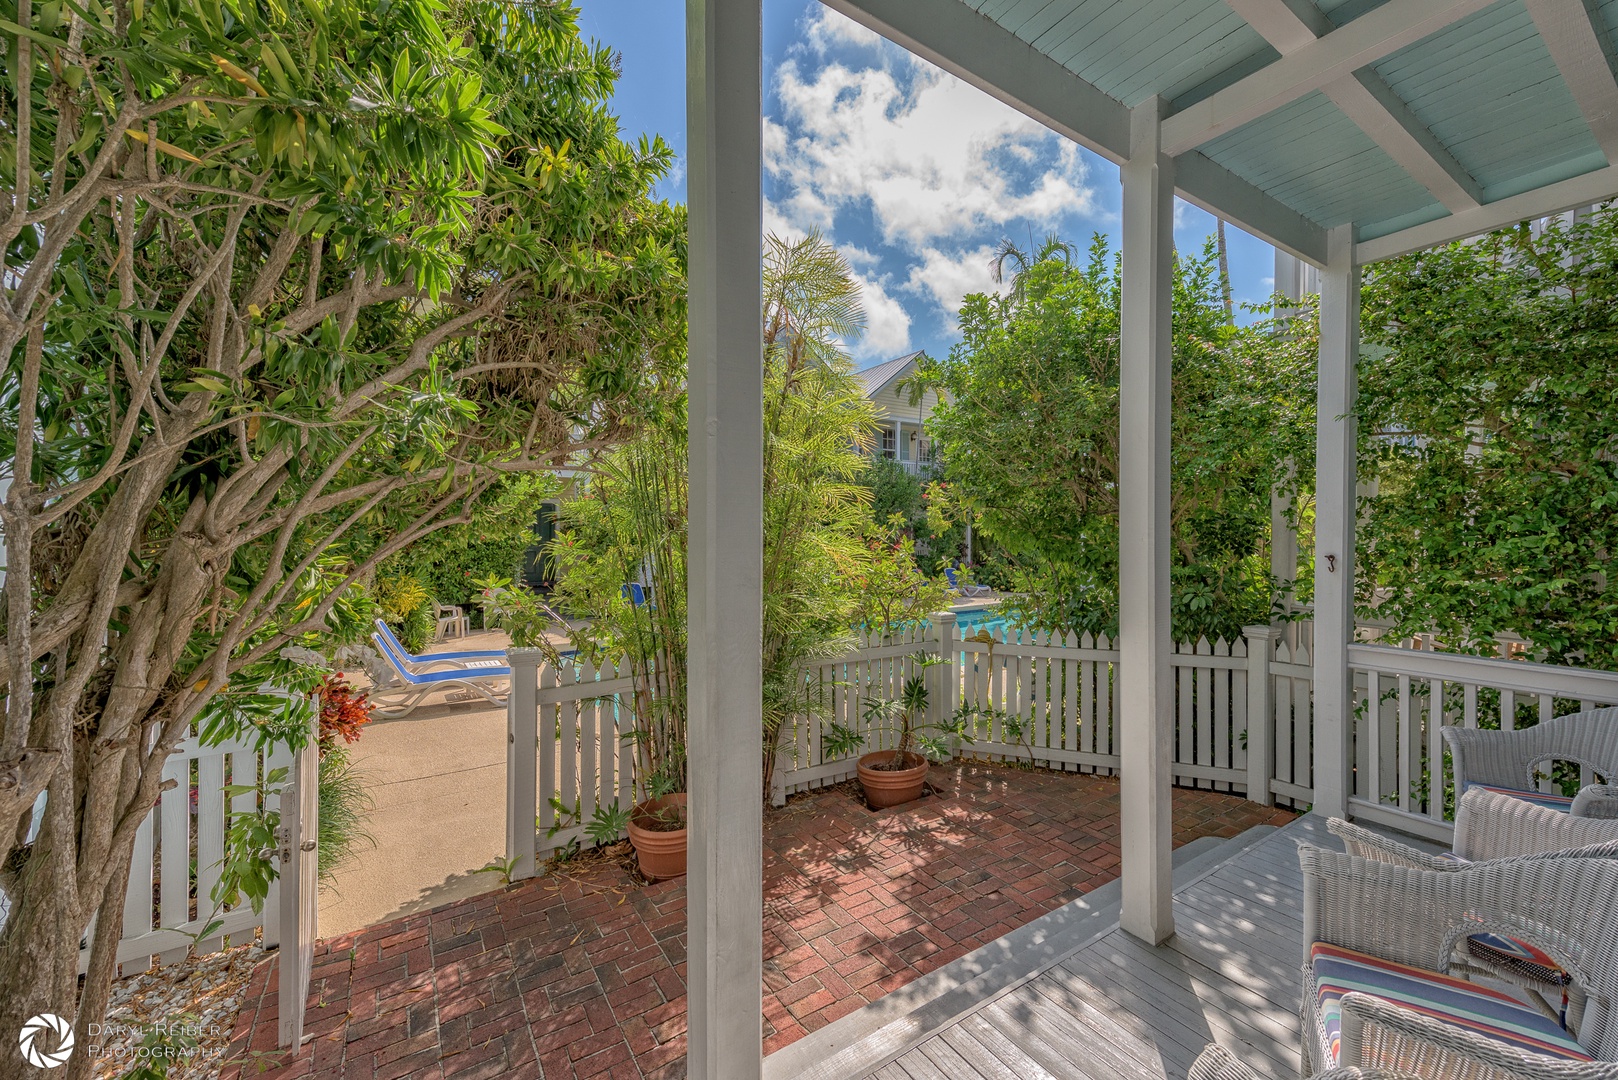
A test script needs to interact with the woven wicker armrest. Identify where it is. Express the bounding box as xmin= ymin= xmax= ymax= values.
xmin=1340 ymin=992 xmax=1618 ymax=1079
xmin=1573 ymin=785 xmax=1618 ymax=820
xmin=1327 ymin=818 xmax=1462 ymax=871
xmin=1456 ymin=787 xmax=1618 ymax=860
xmin=1191 ymin=1041 xmax=1422 ymax=1080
